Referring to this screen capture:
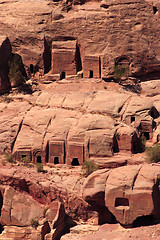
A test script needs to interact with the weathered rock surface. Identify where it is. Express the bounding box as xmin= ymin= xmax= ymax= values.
xmin=0 ymin=166 xmax=87 ymax=239
xmin=82 ymin=164 xmax=160 ymax=226
xmin=0 ymin=78 xmax=158 ymax=166
xmin=78 ymin=222 xmax=160 ymax=240
xmin=1 ymin=186 xmax=43 ymax=226
xmin=0 ymin=226 xmax=41 ymax=240
xmin=0 ymin=0 xmax=160 ymax=79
